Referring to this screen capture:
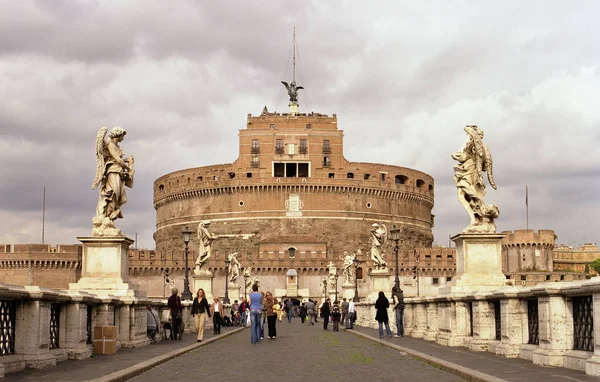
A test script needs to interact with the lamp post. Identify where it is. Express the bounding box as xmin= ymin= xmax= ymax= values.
xmin=412 ymin=249 xmax=420 ymax=297
xmin=224 ymin=258 xmax=231 ymax=304
xmin=334 ymin=271 xmax=339 ymax=302
xmin=353 ymin=258 xmax=363 ymax=302
xmin=243 ymin=269 xmax=248 ymax=299
xmin=181 ymin=227 xmax=193 ymax=301
xmin=390 ymin=225 xmax=401 ymax=292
